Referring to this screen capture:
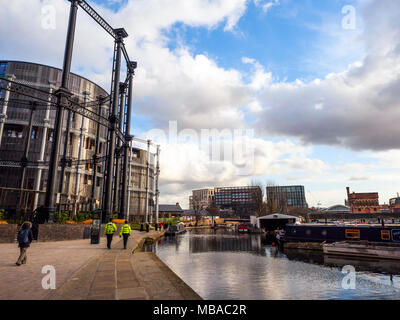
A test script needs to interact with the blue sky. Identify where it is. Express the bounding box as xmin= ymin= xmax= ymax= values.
xmin=1 ymin=0 xmax=398 ymax=208
xmin=163 ymin=0 xmax=360 ymax=81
